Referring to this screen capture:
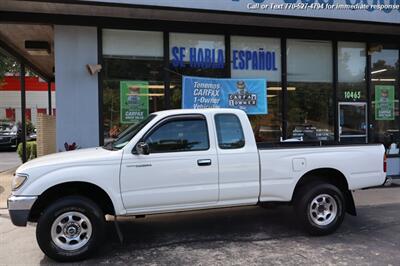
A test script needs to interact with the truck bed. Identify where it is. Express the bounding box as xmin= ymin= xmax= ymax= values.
xmin=257 ymin=141 xmax=382 ymax=150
